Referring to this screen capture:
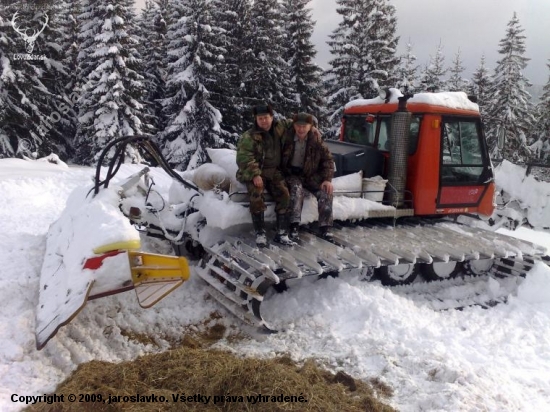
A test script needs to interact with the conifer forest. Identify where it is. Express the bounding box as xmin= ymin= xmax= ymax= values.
xmin=0 ymin=0 xmax=549 ymax=169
